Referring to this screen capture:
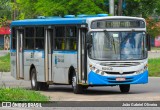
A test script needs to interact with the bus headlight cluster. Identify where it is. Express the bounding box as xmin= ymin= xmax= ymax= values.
xmin=136 ymin=69 xmax=144 ymax=74
xmin=90 ymin=65 xmax=105 ymax=75
xmin=136 ymin=64 xmax=148 ymax=74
